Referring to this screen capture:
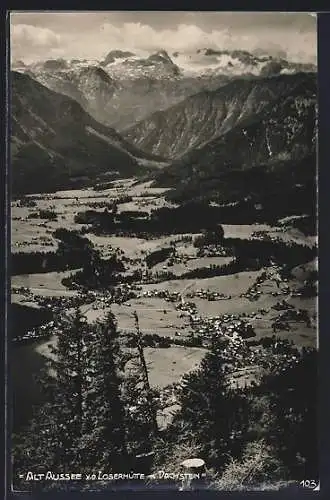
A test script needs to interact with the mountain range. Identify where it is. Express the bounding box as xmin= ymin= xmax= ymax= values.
xmin=12 ymin=48 xmax=316 ymax=131
xmin=152 ymin=72 xmax=316 ymax=212
xmin=11 ymin=48 xmax=317 ymax=217
xmin=11 ymin=71 xmax=166 ymax=194
xmin=123 ymin=72 xmax=315 ymax=159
